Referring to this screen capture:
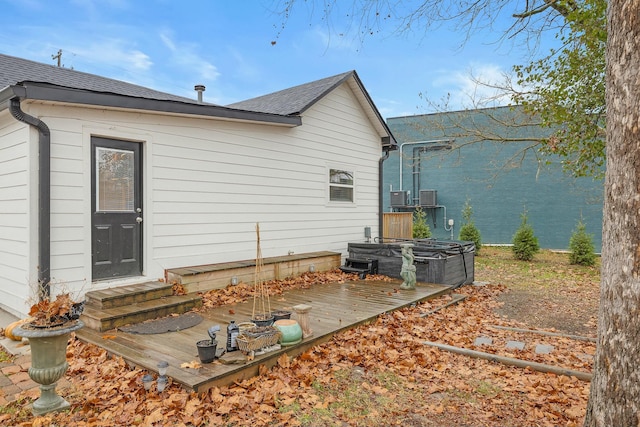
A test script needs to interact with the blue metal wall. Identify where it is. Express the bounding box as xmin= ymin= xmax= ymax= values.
xmin=384 ymin=106 xmax=603 ymax=251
